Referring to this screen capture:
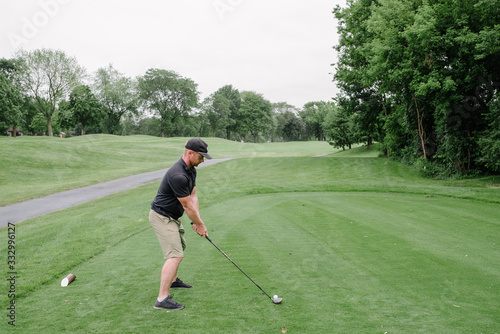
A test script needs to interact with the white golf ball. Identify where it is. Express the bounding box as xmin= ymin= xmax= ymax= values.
xmin=273 ymin=295 xmax=278 ymax=299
